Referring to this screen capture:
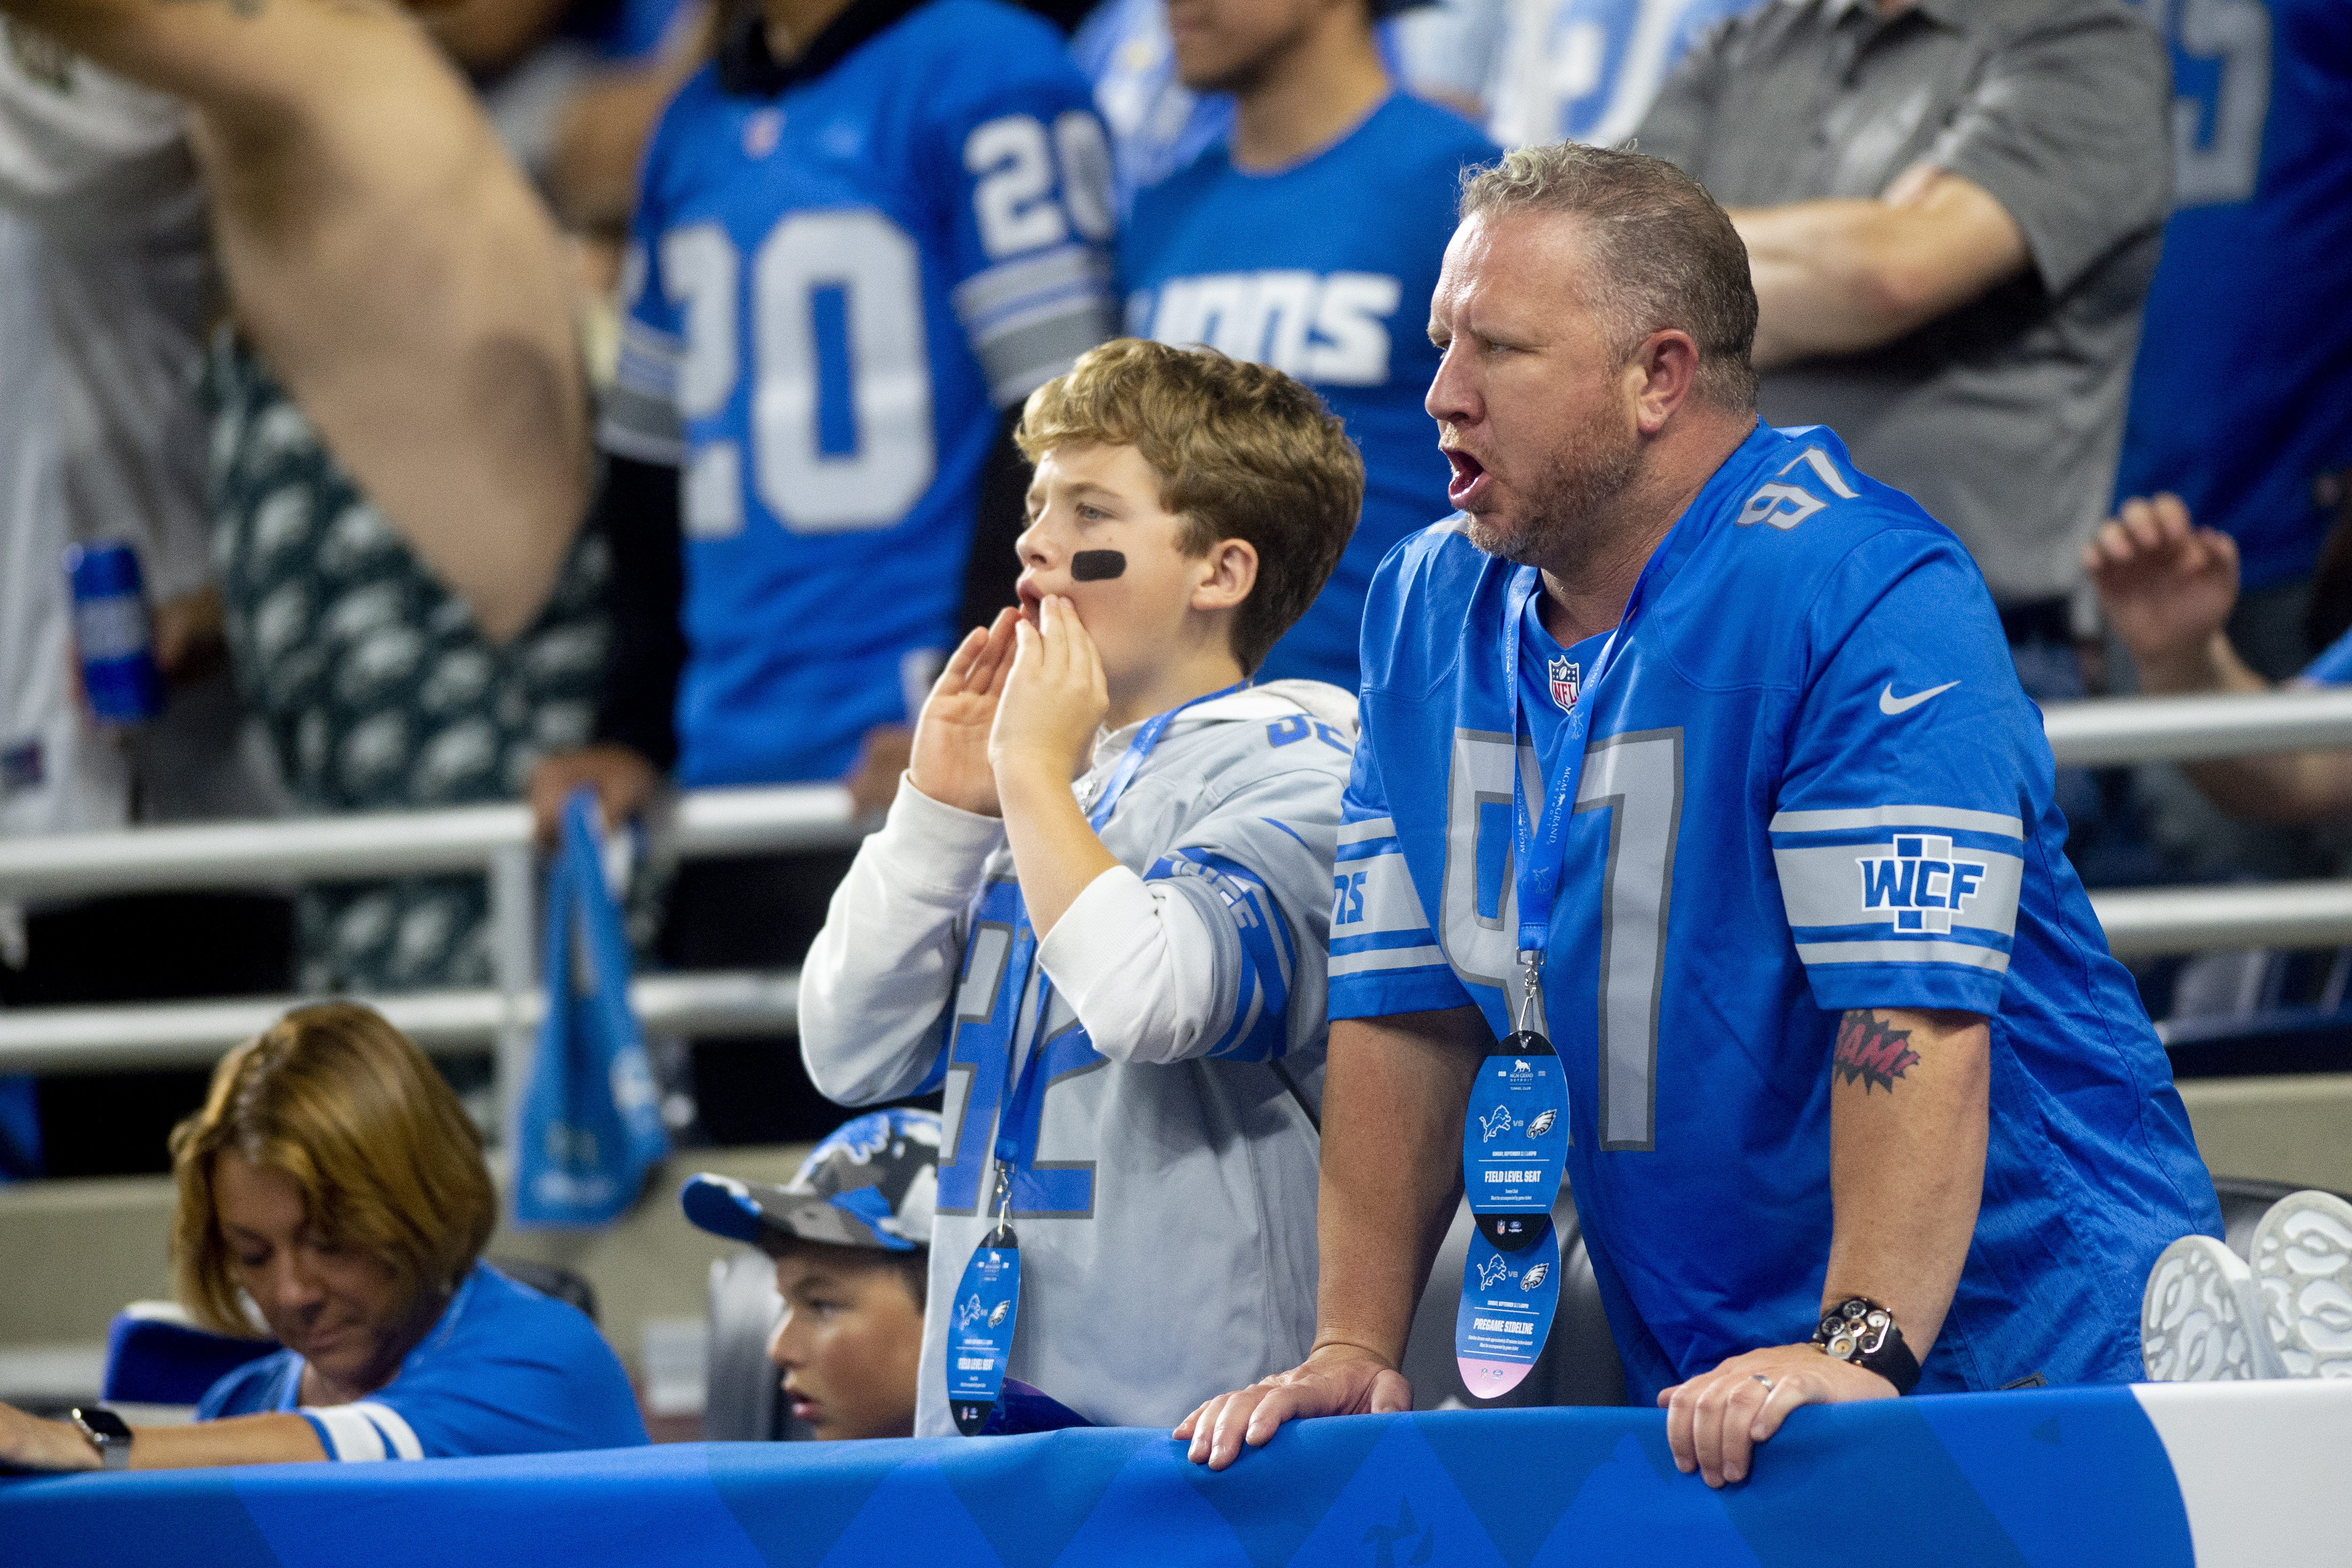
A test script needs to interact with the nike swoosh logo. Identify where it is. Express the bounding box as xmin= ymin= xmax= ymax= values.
xmin=1880 ymin=681 xmax=1960 ymax=716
